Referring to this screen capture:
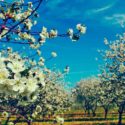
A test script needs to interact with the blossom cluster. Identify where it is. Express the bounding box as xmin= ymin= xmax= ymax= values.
xmin=0 ymin=49 xmax=71 ymax=124
xmin=0 ymin=0 xmax=86 ymax=57
xmin=0 ymin=48 xmax=45 ymax=104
